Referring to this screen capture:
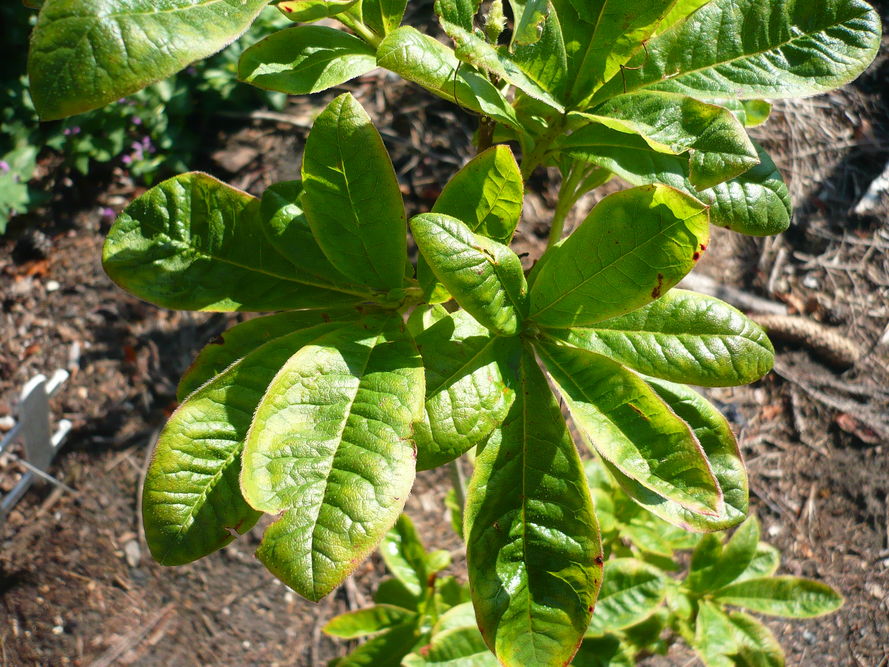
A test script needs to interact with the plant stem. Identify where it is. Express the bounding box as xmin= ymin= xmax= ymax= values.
xmin=519 ymin=115 xmax=566 ymax=179
xmin=449 ymin=459 xmax=467 ymax=512
xmin=547 ymin=164 xmax=610 ymax=248
xmin=477 ymin=116 xmax=496 ymax=153
xmin=338 ymin=12 xmax=381 ymax=47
